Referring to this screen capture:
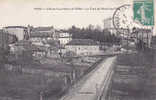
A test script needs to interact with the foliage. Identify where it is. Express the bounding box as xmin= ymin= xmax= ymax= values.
xmin=8 ymin=45 xmax=33 ymax=66
xmin=67 ymin=25 xmax=120 ymax=44
xmin=0 ymin=71 xmax=65 ymax=100
xmin=15 ymin=49 xmax=33 ymax=66
xmin=0 ymin=46 xmax=10 ymax=66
